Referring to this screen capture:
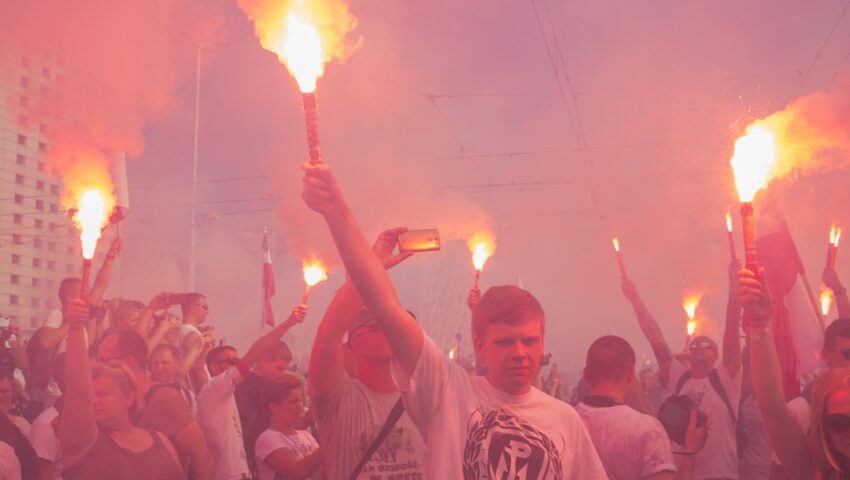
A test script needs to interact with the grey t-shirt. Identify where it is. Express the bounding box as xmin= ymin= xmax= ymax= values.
xmin=310 ymin=373 xmax=426 ymax=480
